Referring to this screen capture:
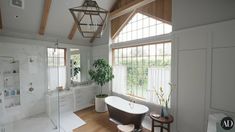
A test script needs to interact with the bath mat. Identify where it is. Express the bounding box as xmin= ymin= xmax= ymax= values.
xmin=60 ymin=112 xmax=86 ymax=132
